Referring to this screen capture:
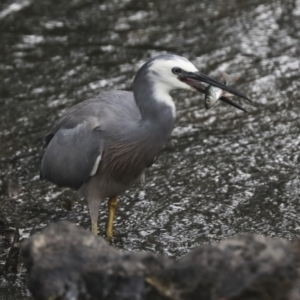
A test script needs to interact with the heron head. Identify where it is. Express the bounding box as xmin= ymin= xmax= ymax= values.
xmin=140 ymin=54 xmax=251 ymax=106
xmin=146 ymin=55 xmax=200 ymax=92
